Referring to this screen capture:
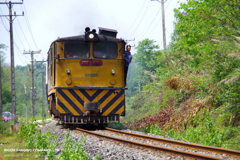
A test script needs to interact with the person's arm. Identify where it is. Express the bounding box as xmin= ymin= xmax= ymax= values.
xmin=125 ymin=54 xmax=132 ymax=63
